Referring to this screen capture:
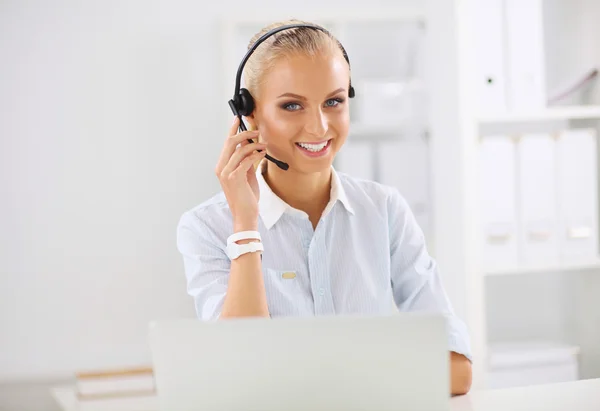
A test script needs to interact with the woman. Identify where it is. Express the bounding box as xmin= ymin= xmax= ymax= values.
xmin=177 ymin=19 xmax=472 ymax=394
